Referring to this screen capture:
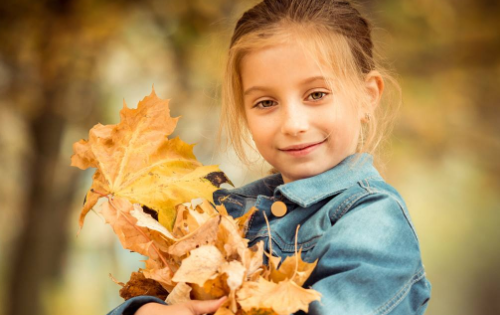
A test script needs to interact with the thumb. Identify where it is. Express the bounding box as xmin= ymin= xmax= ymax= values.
xmin=189 ymin=296 xmax=227 ymax=315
